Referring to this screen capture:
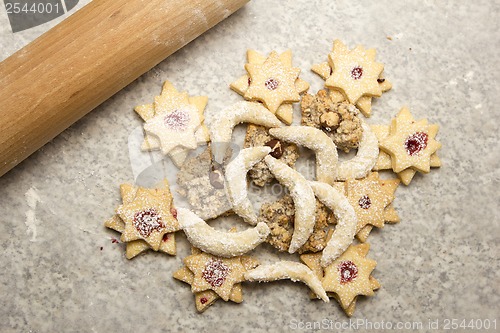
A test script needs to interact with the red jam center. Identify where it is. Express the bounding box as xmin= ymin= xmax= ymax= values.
xmin=162 ymin=234 xmax=169 ymax=242
xmin=338 ymin=260 xmax=358 ymax=284
xmin=404 ymin=132 xmax=428 ymax=156
xmin=133 ymin=208 xmax=164 ymax=237
xmin=265 ymin=78 xmax=279 ymax=90
xmin=200 ymin=297 xmax=208 ymax=304
xmin=358 ymin=195 xmax=371 ymax=209
xmin=170 ymin=207 xmax=178 ymax=219
xmin=351 ymin=67 xmax=363 ymax=80
xmin=164 ymin=109 xmax=190 ymax=131
xmin=202 ymin=259 xmax=230 ymax=287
